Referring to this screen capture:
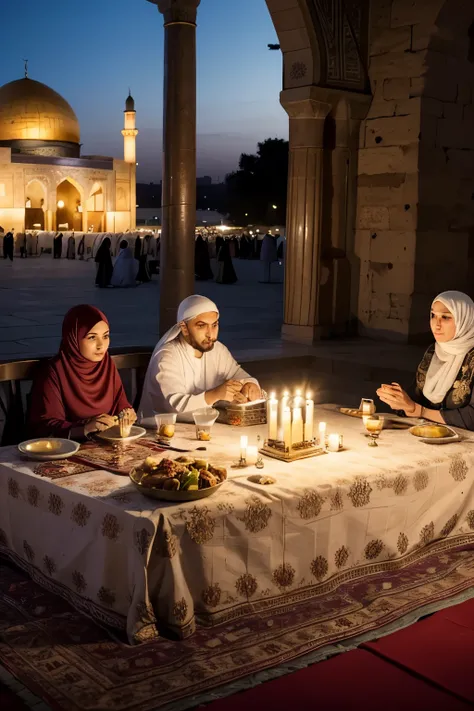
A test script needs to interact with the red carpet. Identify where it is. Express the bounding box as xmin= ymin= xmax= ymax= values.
xmin=363 ymin=598 xmax=474 ymax=703
xmin=204 ymin=648 xmax=472 ymax=711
